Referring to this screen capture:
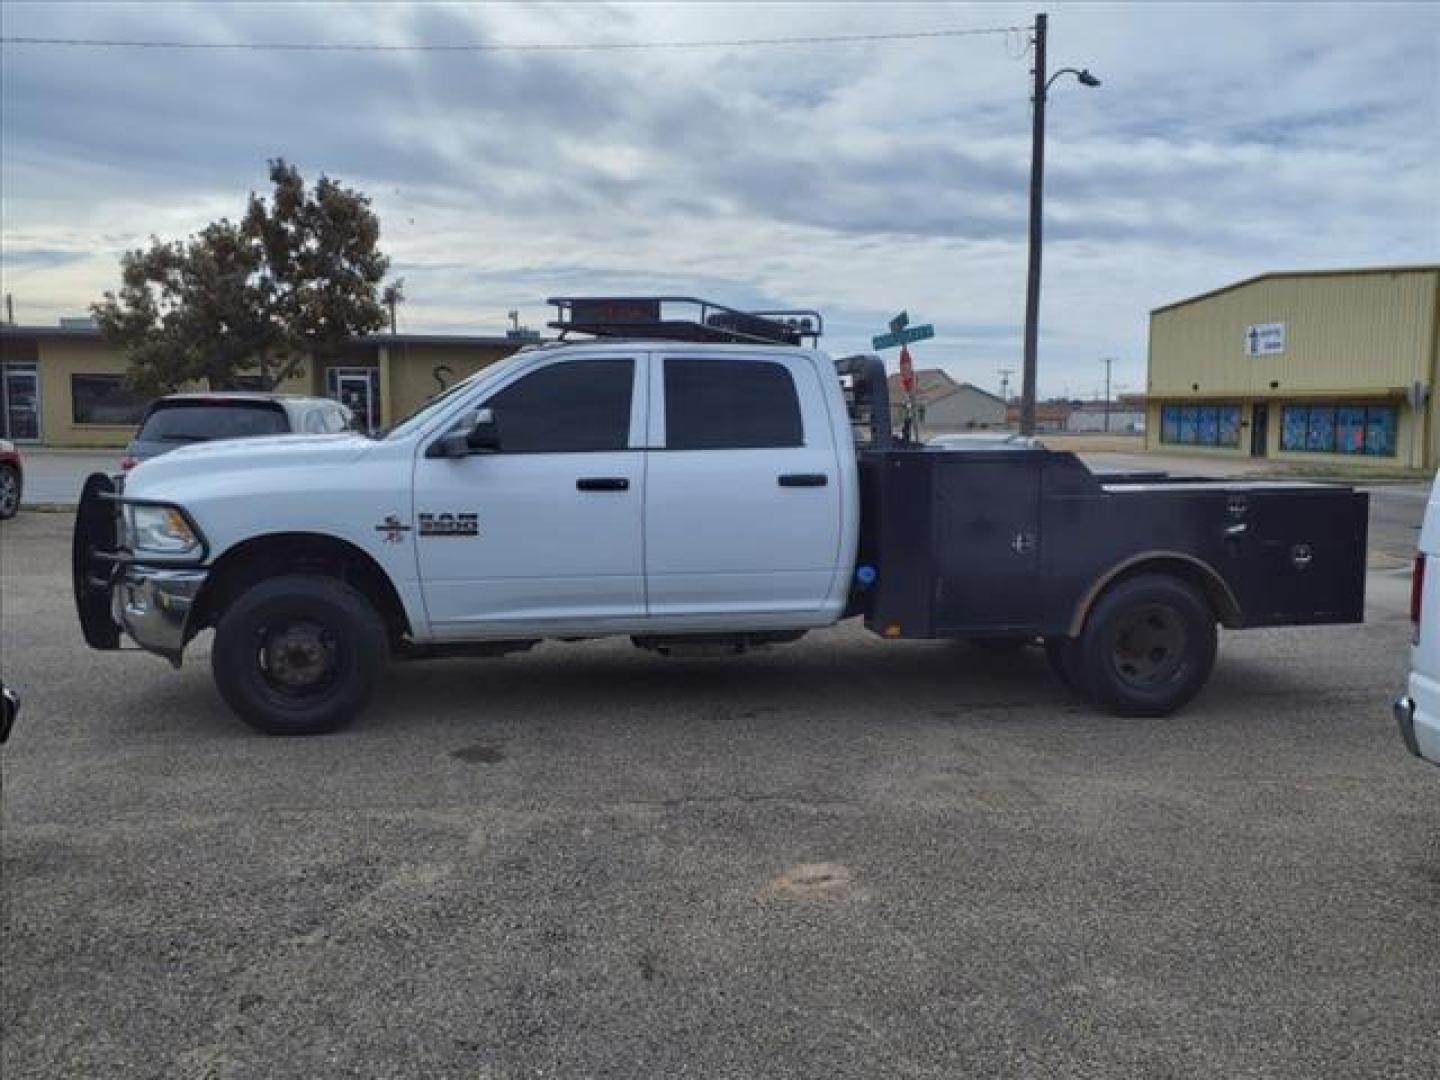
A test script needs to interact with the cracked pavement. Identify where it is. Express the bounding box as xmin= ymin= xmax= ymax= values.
xmin=3 ymin=511 xmax=1438 ymax=1079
